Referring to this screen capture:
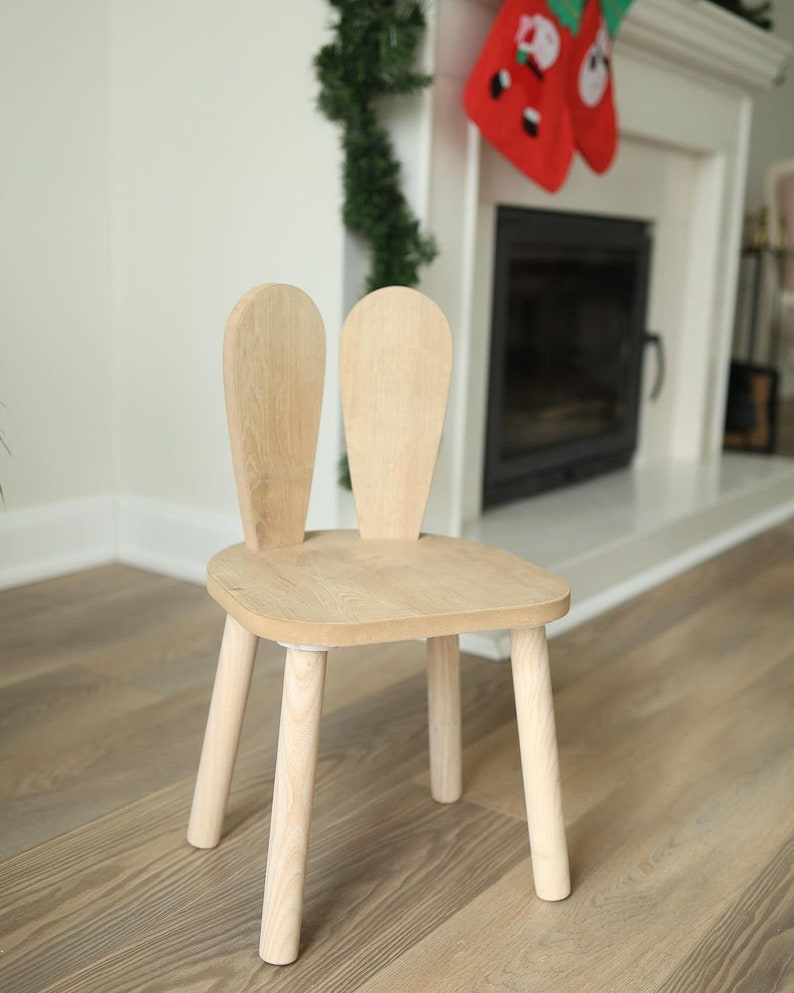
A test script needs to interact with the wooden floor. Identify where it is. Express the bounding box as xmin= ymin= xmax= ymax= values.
xmin=2 ymin=523 xmax=793 ymax=993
